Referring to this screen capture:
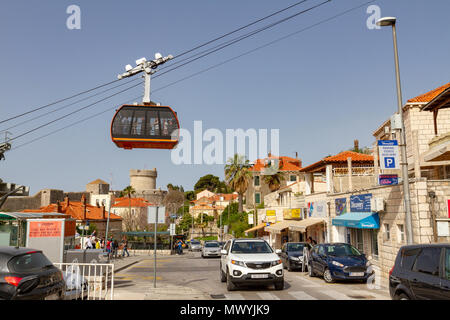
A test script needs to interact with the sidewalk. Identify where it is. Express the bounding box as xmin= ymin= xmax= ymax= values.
xmin=110 ymin=254 xmax=143 ymax=273
xmin=144 ymin=285 xmax=210 ymax=300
